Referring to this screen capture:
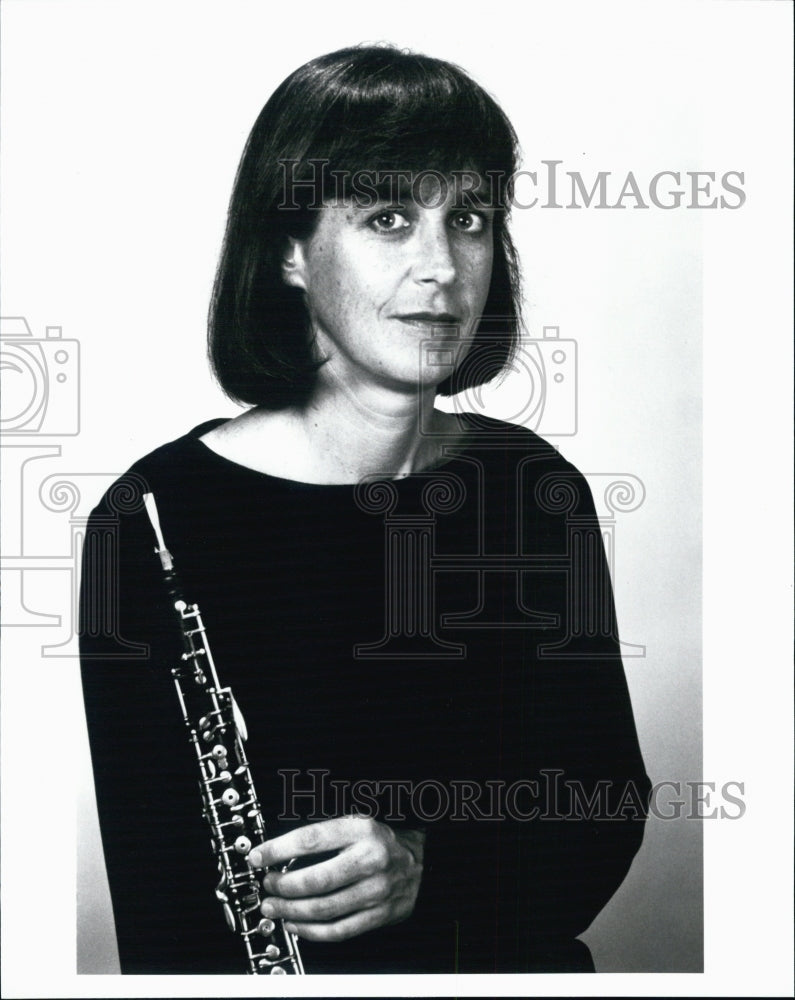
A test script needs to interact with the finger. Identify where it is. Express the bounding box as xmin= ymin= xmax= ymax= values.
xmin=285 ymin=903 xmax=393 ymax=943
xmin=248 ymin=816 xmax=380 ymax=869
xmin=263 ymin=839 xmax=380 ymax=898
xmin=261 ymin=873 xmax=390 ymax=923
